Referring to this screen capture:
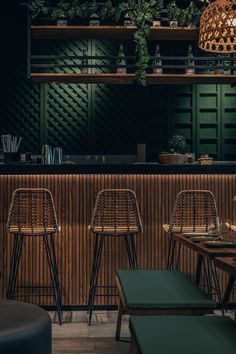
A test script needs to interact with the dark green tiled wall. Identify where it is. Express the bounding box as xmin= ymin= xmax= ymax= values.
xmin=1 ymin=39 xmax=236 ymax=160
